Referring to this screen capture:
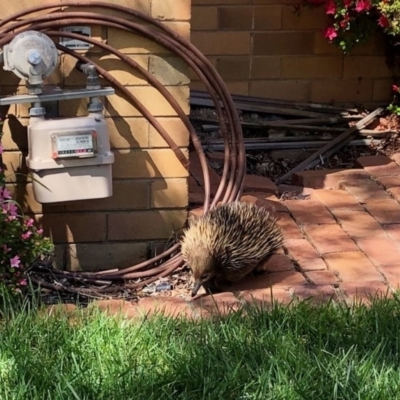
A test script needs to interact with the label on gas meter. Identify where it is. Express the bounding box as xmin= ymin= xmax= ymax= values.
xmin=52 ymin=131 xmax=97 ymax=159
